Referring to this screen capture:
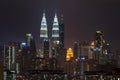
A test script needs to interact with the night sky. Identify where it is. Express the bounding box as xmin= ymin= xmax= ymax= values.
xmin=0 ymin=0 xmax=120 ymax=49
